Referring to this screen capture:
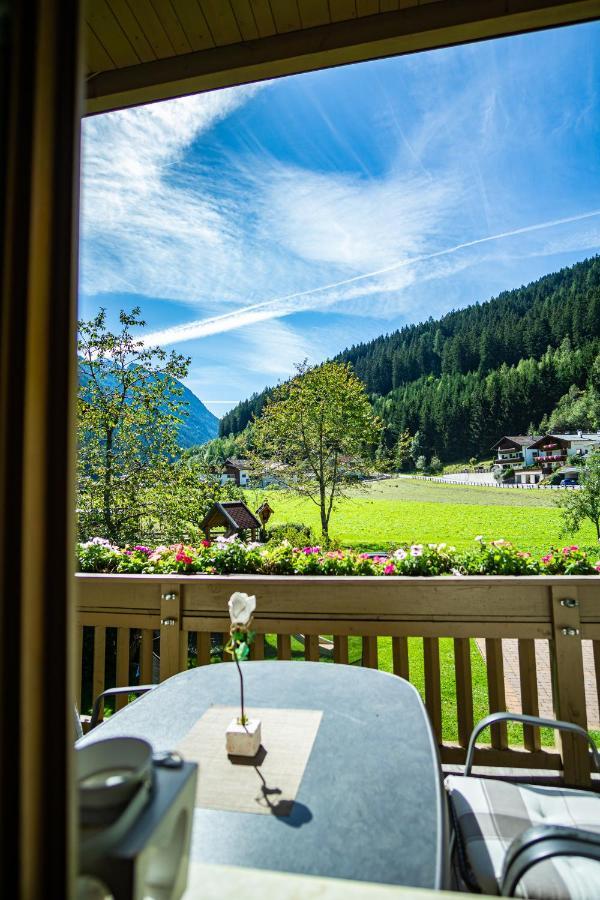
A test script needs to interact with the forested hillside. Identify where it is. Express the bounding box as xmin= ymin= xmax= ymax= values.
xmin=219 ymin=256 xmax=600 ymax=462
